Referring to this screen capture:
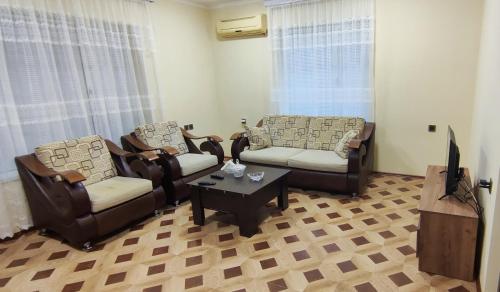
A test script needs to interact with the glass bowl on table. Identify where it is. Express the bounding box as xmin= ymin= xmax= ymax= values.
xmin=247 ymin=171 xmax=264 ymax=182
